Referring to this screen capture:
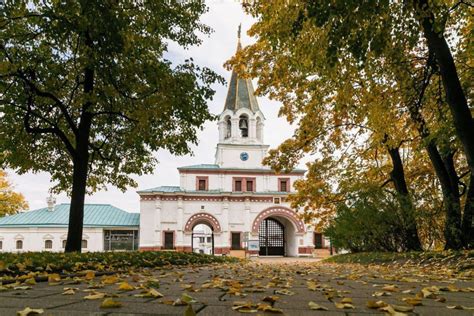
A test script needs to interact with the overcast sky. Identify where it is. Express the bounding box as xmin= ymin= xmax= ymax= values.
xmin=6 ymin=1 xmax=301 ymax=213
